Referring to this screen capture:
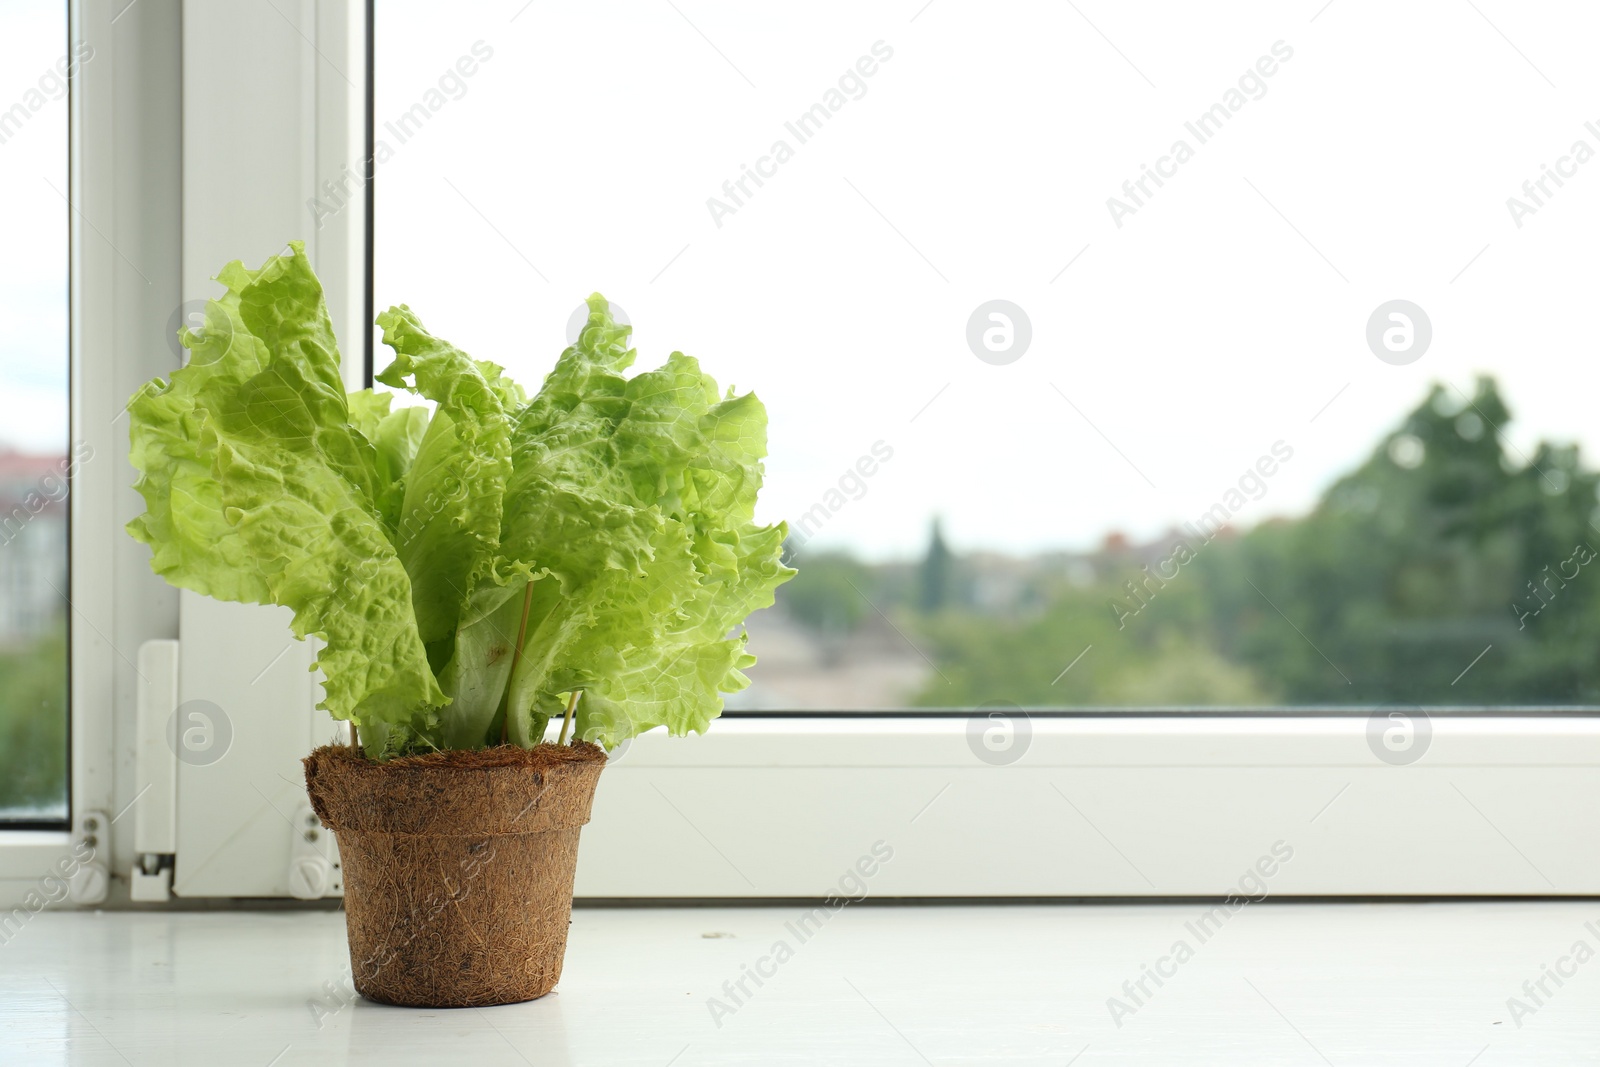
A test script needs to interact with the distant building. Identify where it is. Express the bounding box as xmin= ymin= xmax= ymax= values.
xmin=733 ymin=606 xmax=932 ymax=710
xmin=0 ymin=451 xmax=68 ymax=647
